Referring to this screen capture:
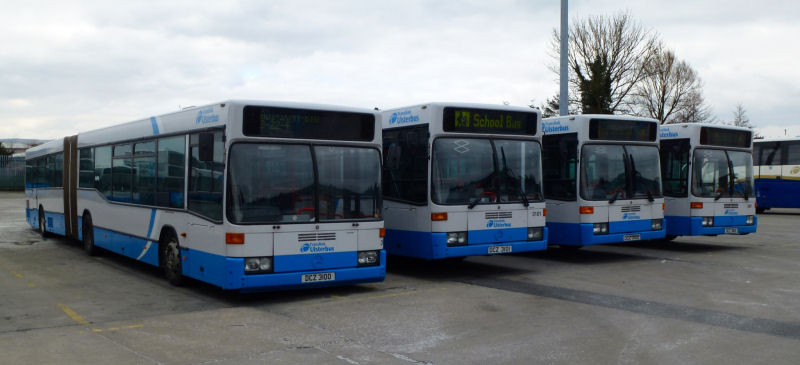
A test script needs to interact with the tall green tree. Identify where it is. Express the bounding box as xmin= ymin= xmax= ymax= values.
xmin=577 ymin=55 xmax=613 ymax=114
